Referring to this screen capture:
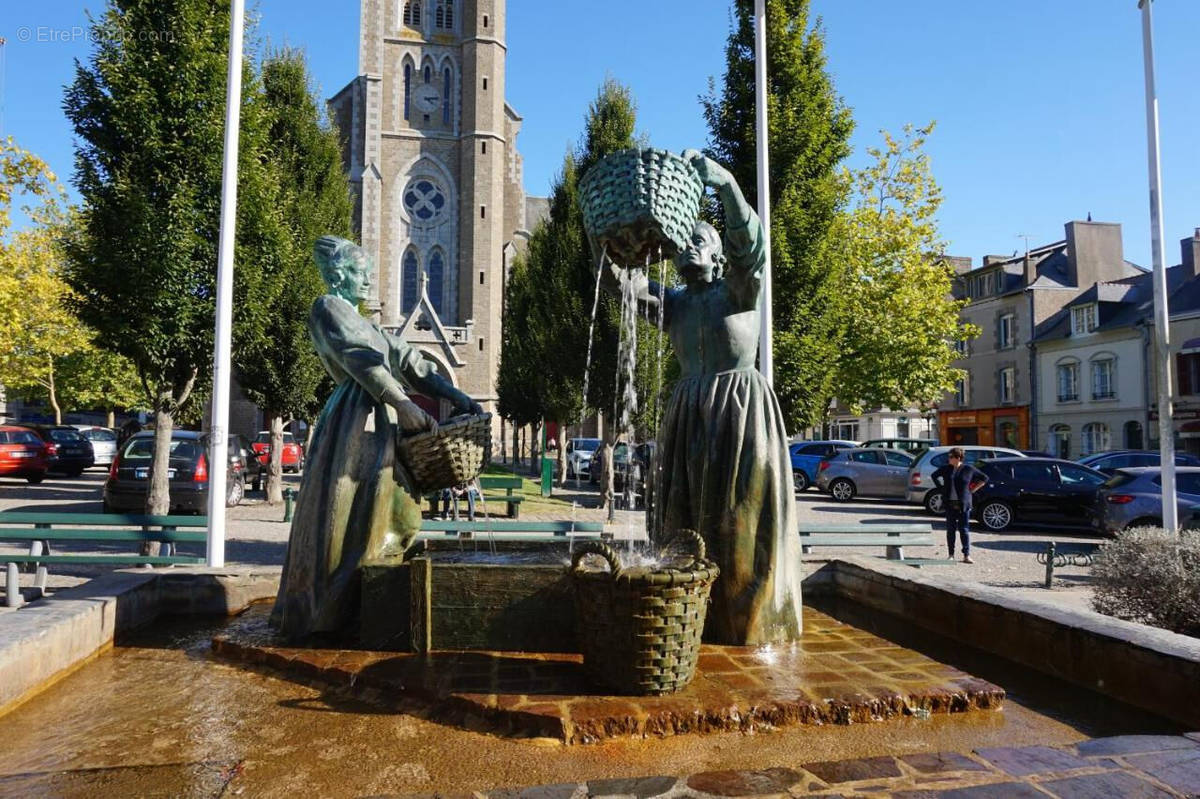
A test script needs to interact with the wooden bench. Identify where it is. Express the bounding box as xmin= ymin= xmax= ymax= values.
xmin=0 ymin=512 xmax=207 ymax=607
xmin=426 ymin=475 xmax=527 ymax=519
xmin=798 ymin=522 xmax=954 ymax=565
xmin=416 ymin=519 xmax=610 ymax=543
